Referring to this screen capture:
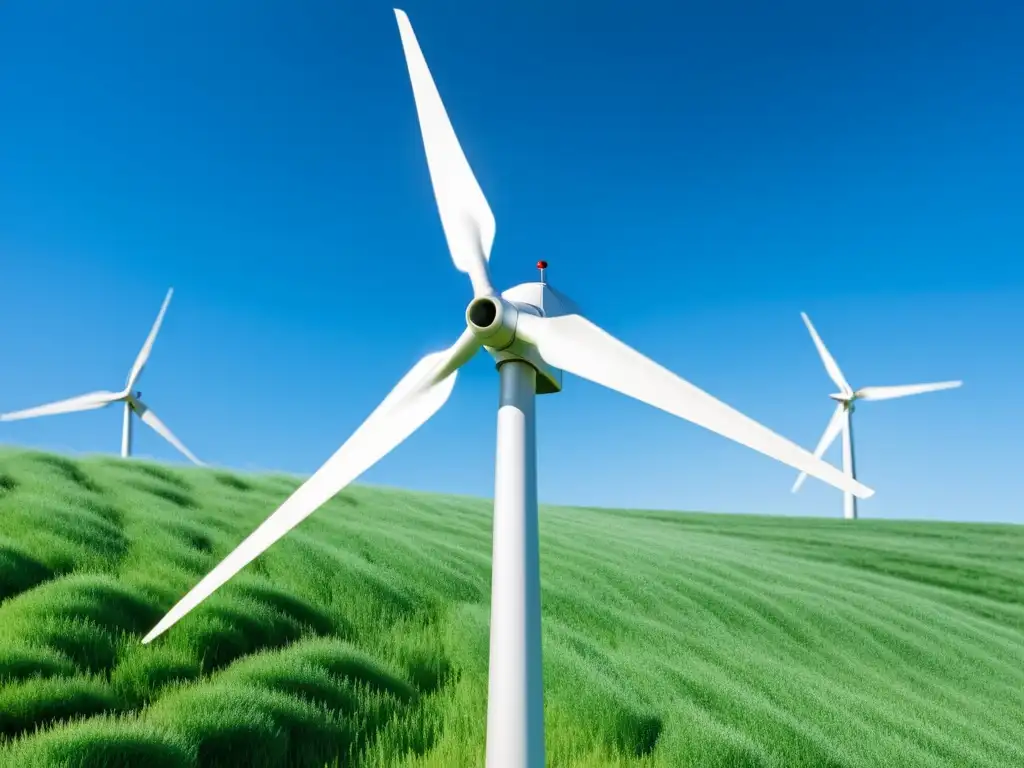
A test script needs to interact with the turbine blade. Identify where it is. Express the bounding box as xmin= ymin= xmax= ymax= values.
xmin=800 ymin=312 xmax=851 ymax=395
xmin=141 ymin=329 xmax=481 ymax=644
xmin=0 ymin=390 xmax=119 ymax=421
xmin=515 ymin=312 xmax=874 ymax=499
xmin=792 ymin=403 xmax=846 ymax=493
xmin=127 ymin=288 xmax=173 ymax=390
xmin=394 ymin=9 xmax=495 ymax=298
xmin=856 ymin=380 xmax=962 ymax=402
xmin=133 ymin=399 xmax=204 ymax=466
